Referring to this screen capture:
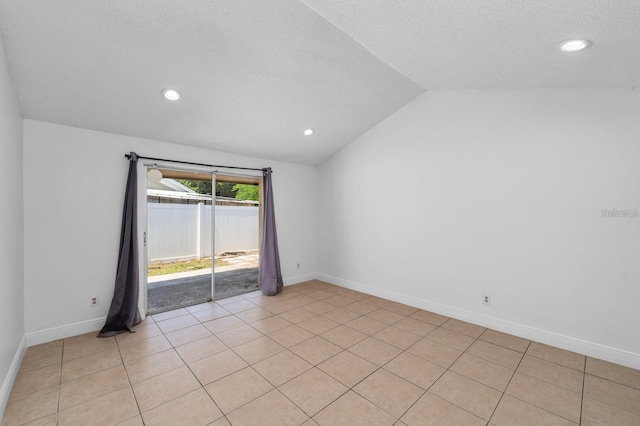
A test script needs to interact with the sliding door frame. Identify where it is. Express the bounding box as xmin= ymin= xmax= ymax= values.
xmin=137 ymin=161 xmax=262 ymax=317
